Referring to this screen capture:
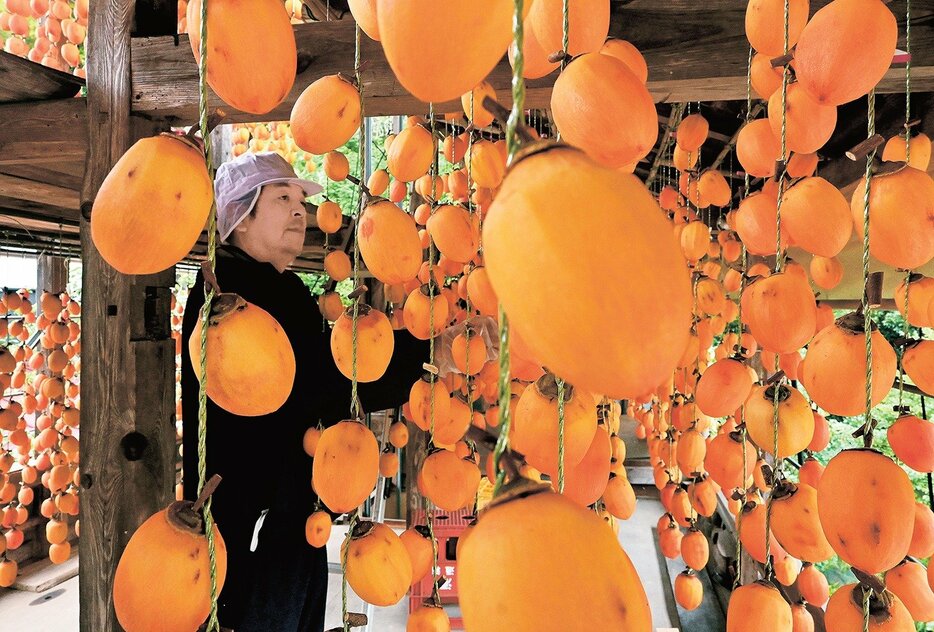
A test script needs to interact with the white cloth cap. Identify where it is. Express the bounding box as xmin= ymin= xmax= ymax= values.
xmin=214 ymin=152 xmax=323 ymax=243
